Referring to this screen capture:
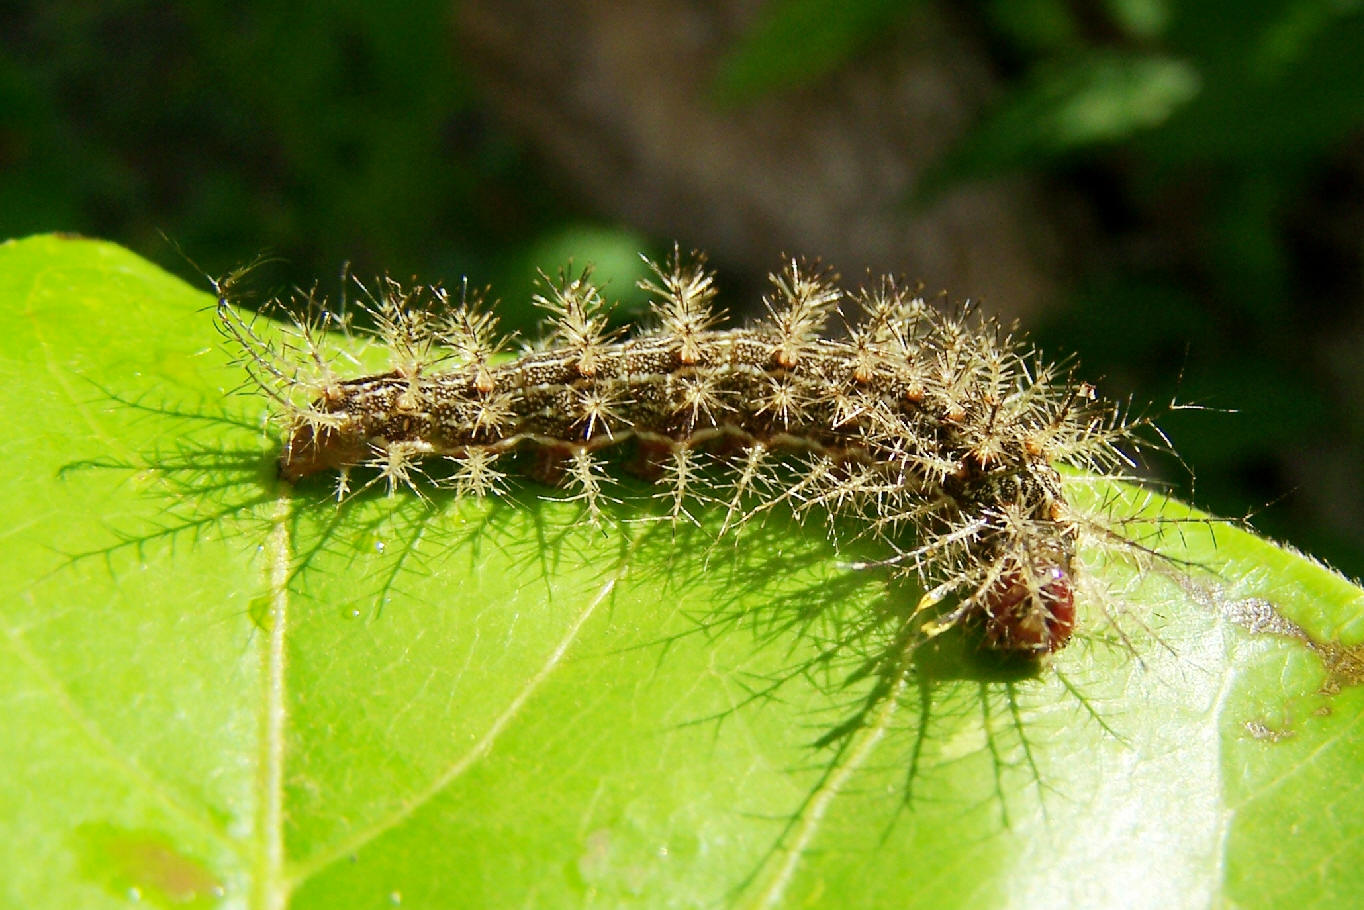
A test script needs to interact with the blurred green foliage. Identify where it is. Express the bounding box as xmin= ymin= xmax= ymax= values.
xmin=3 ymin=0 xmax=1363 ymax=574
xmin=0 ymin=1 xmax=650 ymax=331
xmin=713 ymin=0 xmax=922 ymax=102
